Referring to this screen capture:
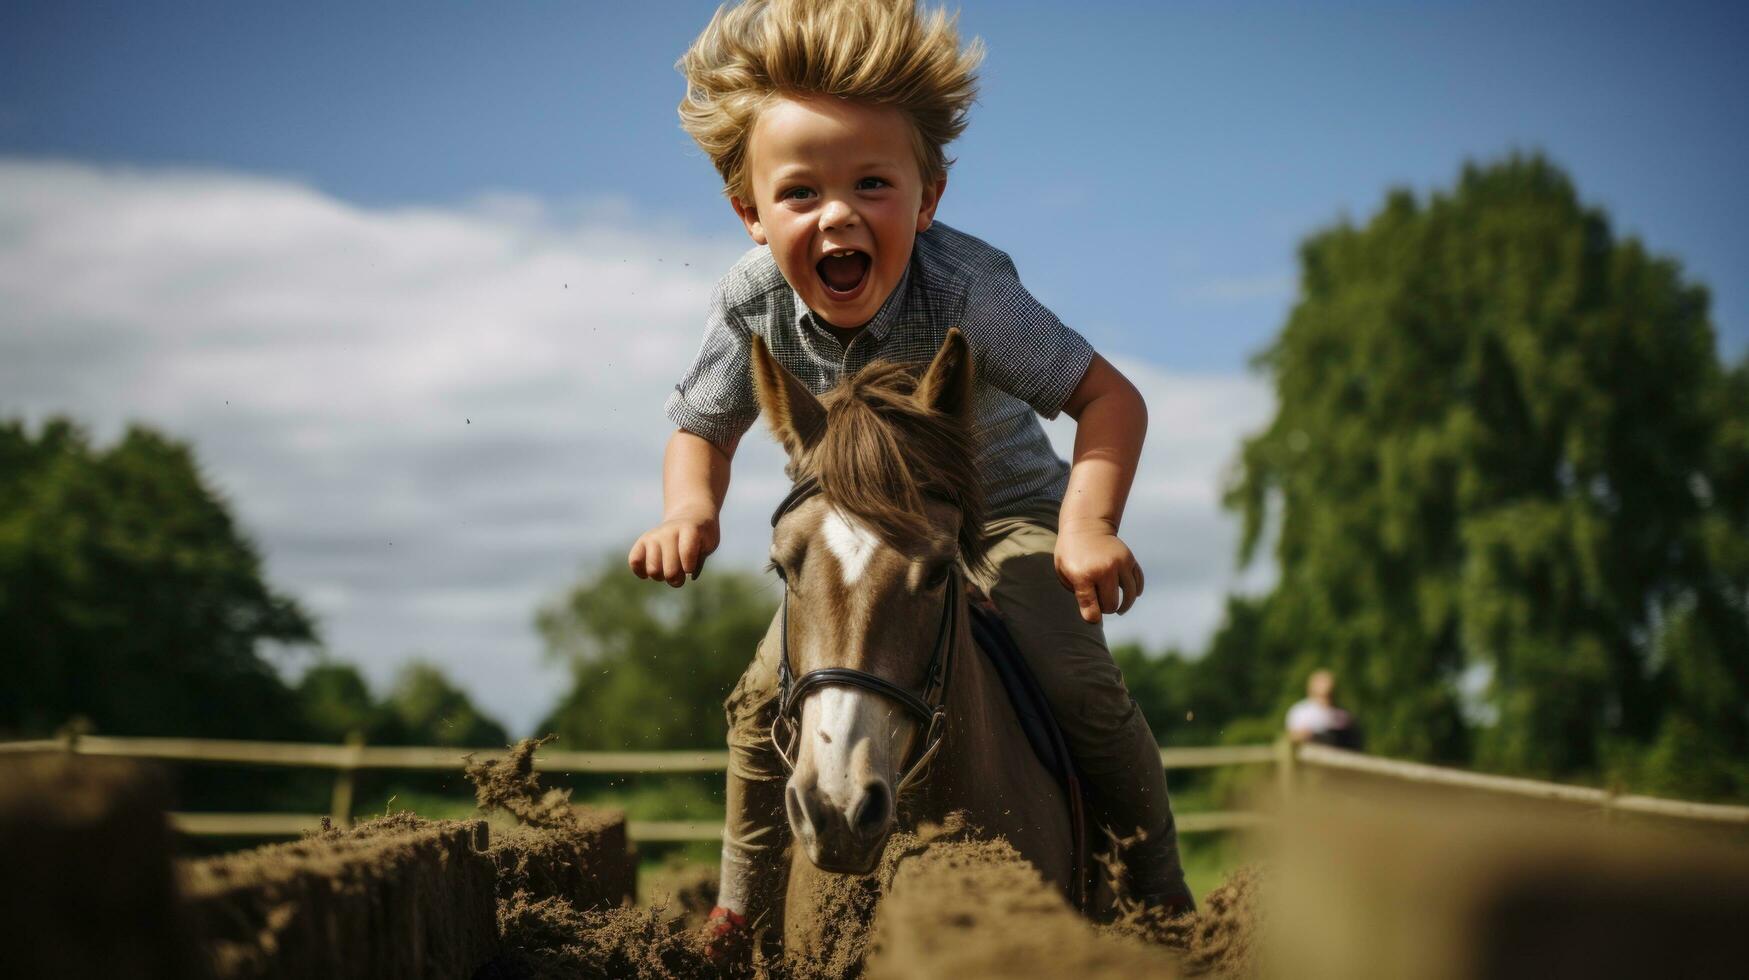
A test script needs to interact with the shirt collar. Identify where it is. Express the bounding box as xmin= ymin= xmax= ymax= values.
xmin=790 ymin=261 xmax=914 ymax=344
